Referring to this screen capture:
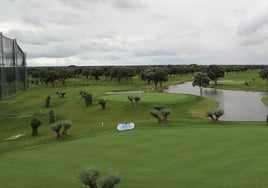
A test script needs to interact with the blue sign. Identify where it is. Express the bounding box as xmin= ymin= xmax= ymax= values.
xmin=117 ymin=122 xmax=135 ymax=131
